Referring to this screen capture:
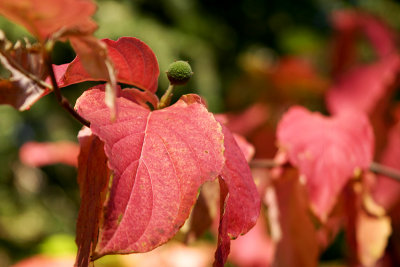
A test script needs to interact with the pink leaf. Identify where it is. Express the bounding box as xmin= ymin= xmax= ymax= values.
xmin=19 ymin=141 xmax=79 ymax=167
xmin=229 ymin=212 xmax=275 ymax=267
xmin=214 ymin=124 xmax=260 ymax=266
xmin=326 ymin=55 xmax=400 ymax=115
xmin=75 ymin=88 xmax=225 ymax=257
xmin=277 ymin=106 xmax=374 ymax=221
xmin=12 ymin=255 xmax=74 ymax=267
xmin=220 ymin=104 xmax=269 ymax=136
xmin=75 ymin=128 xmax=110 ymax=267
xmin=56 ymin=37 xmax=159 ymax=93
